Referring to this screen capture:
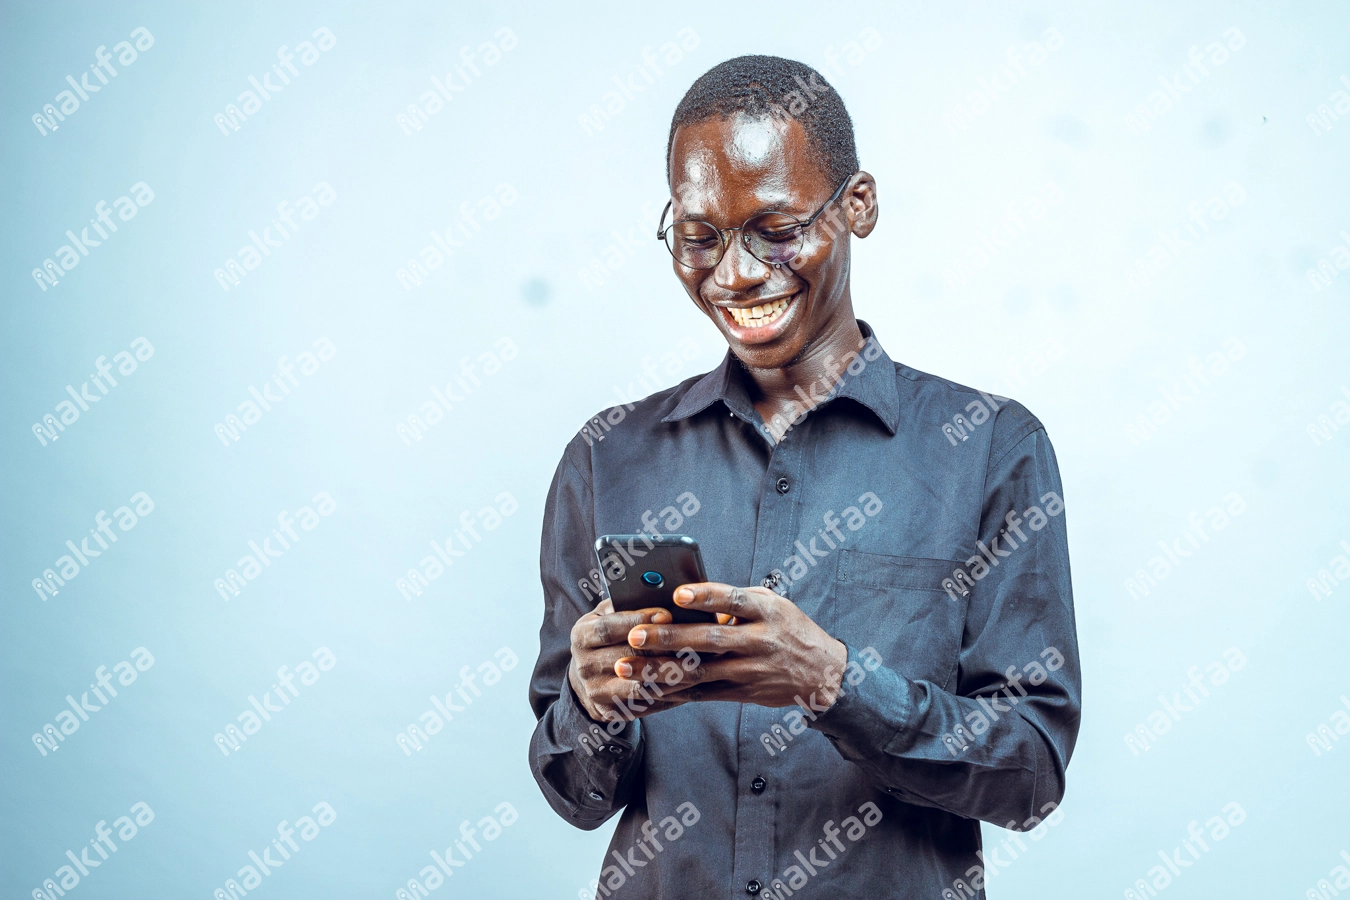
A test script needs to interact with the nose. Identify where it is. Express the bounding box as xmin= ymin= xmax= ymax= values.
xmin=712 ymin=229 xmax=770 ymax=294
